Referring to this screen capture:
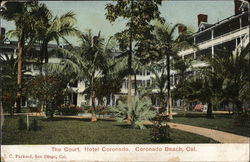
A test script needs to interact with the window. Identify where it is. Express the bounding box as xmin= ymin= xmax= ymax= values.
xmin=146 ymin=80 xmax=151 ymax=87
